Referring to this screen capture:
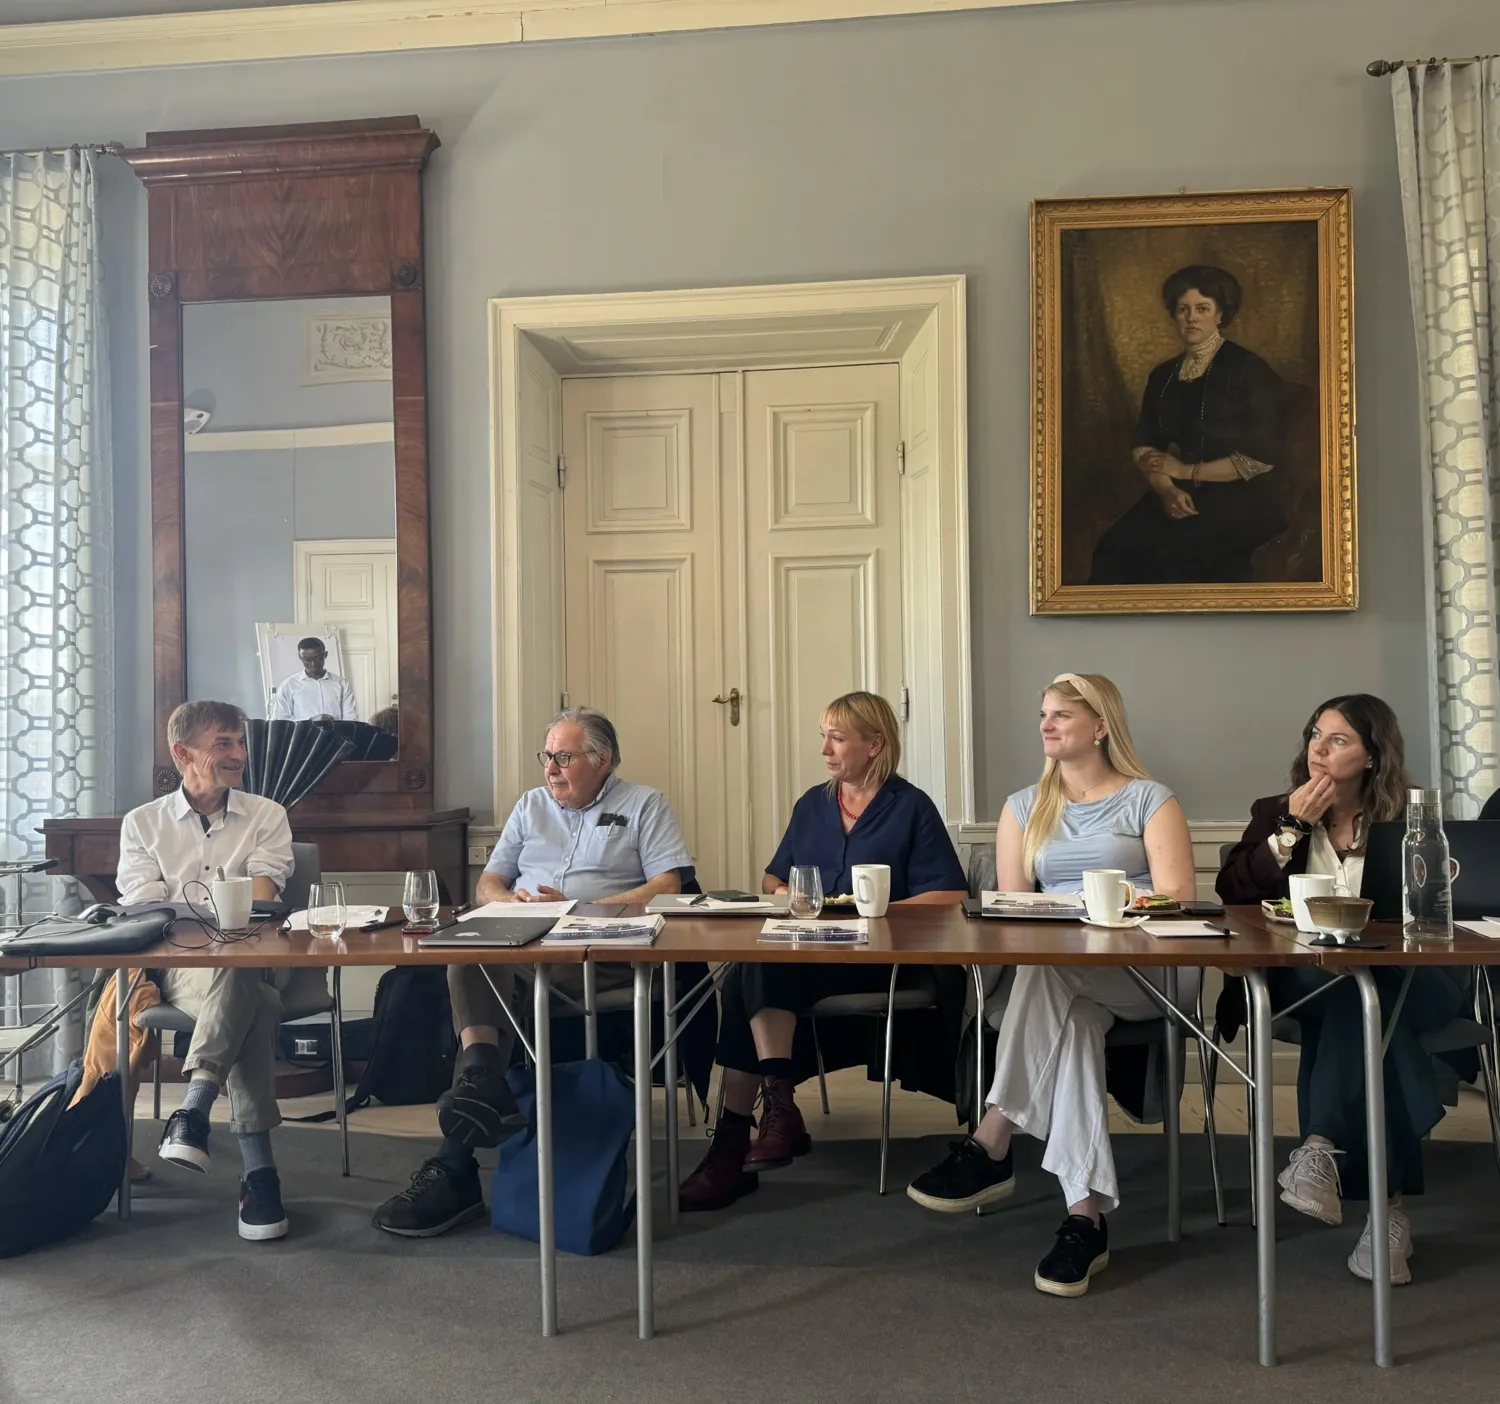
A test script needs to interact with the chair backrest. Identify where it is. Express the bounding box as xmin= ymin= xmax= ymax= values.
xmin=965 ymin=844 xmax=997 ymax=898
xmin=1219 ymin=843 xmax=1234 ymax=869
xmin=284 ymin=842 xmax=321 ymax=909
